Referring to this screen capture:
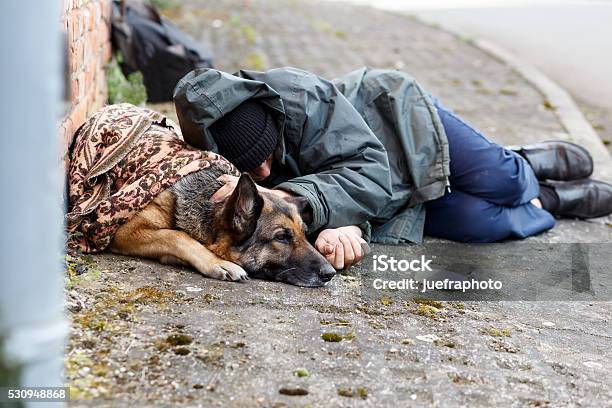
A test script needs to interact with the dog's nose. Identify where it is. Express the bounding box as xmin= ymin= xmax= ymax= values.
xmin=319 ymin=264 xmax=336 ymax=282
